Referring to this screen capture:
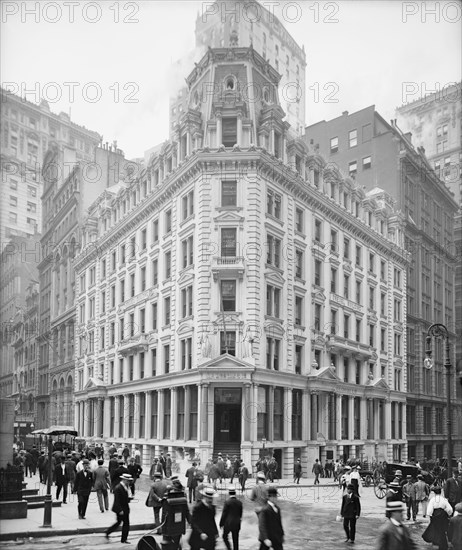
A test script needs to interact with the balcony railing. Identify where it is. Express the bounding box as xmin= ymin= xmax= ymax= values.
xmin=211 ymin=256 xmax=245 ymax=281
xmin=116 ymin=333 xmax=149 ymax=356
